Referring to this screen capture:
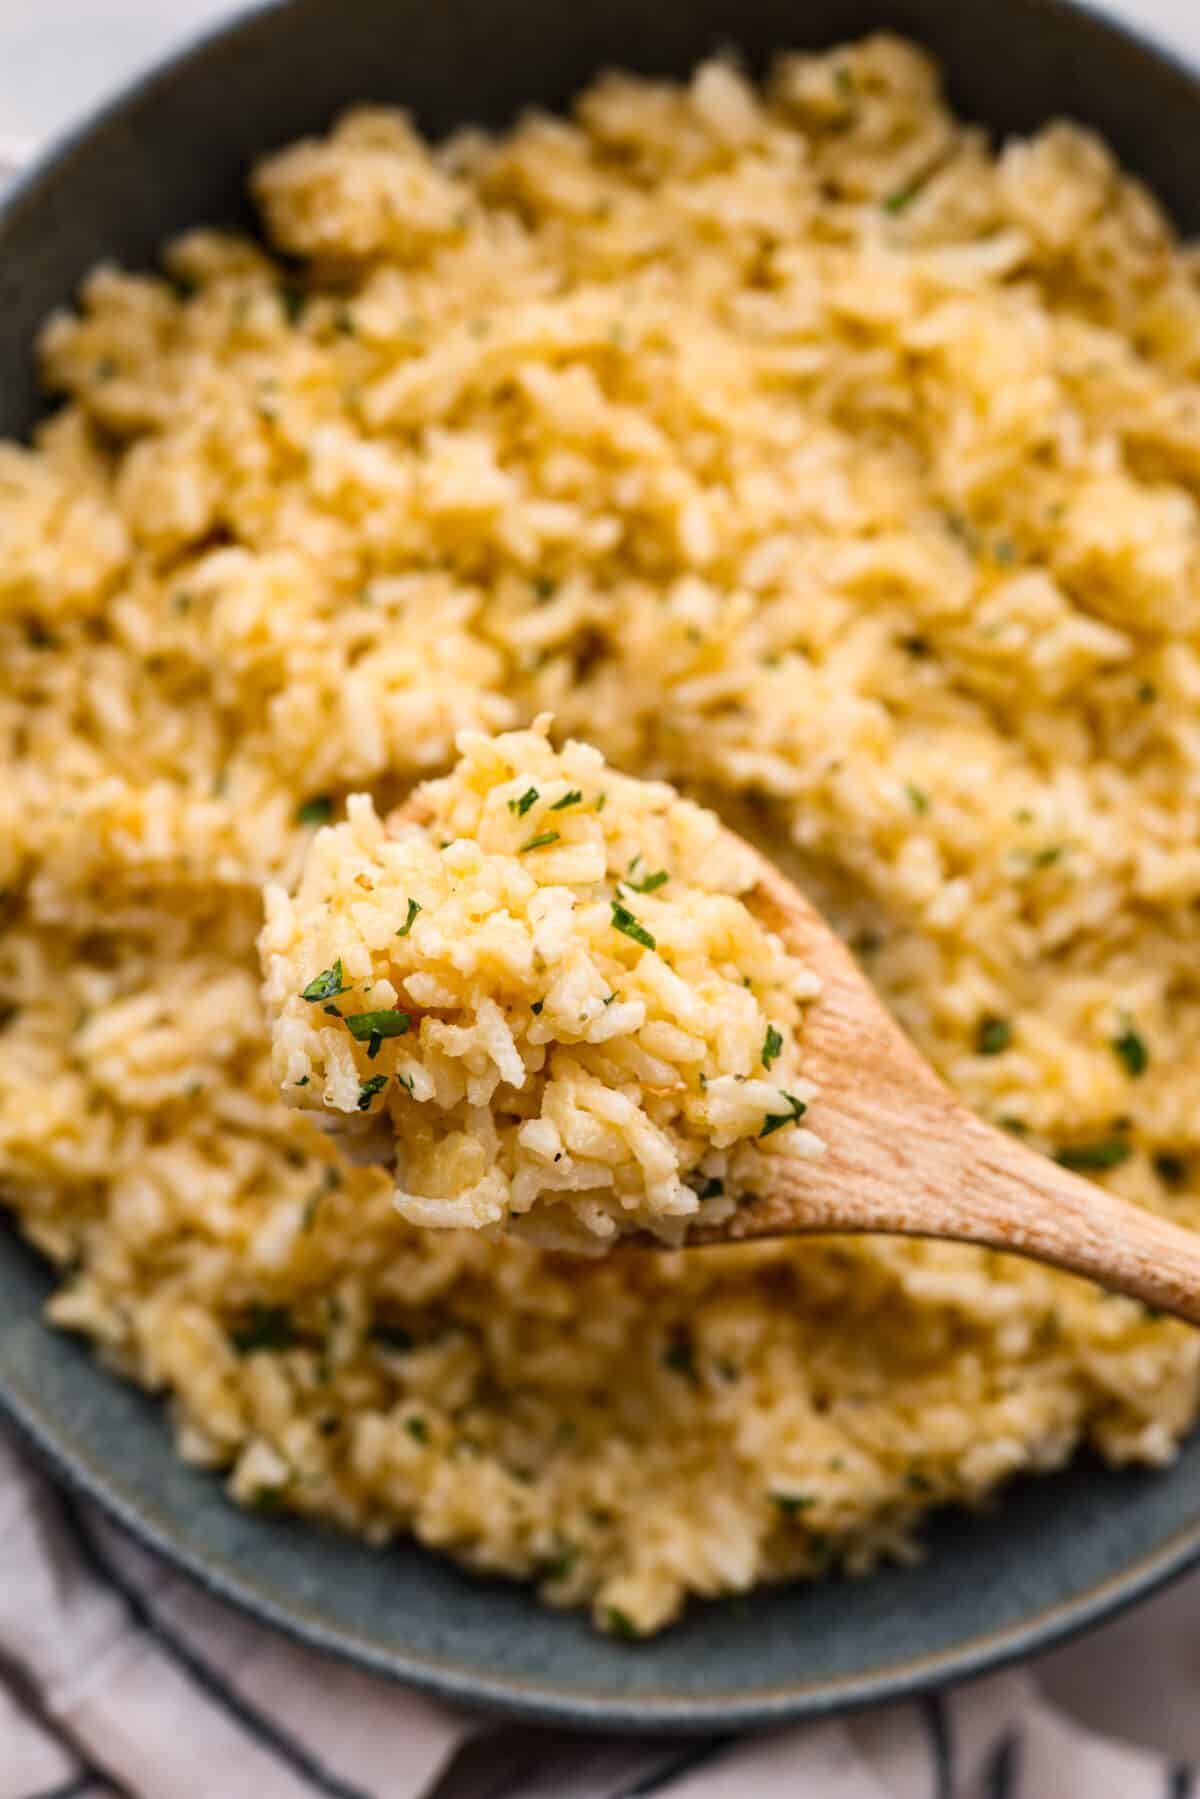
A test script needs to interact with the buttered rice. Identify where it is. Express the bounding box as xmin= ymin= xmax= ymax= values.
xmin=3 ymin=32 xmax=1200 ymax=1635
xmin=259 ymin=722 xmax=820 ymax=1245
